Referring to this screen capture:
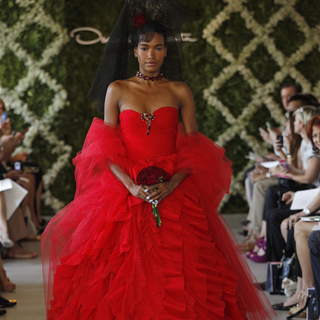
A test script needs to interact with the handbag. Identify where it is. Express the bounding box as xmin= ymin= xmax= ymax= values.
xmin=268 ymin=251 xmax=295 ymax=294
